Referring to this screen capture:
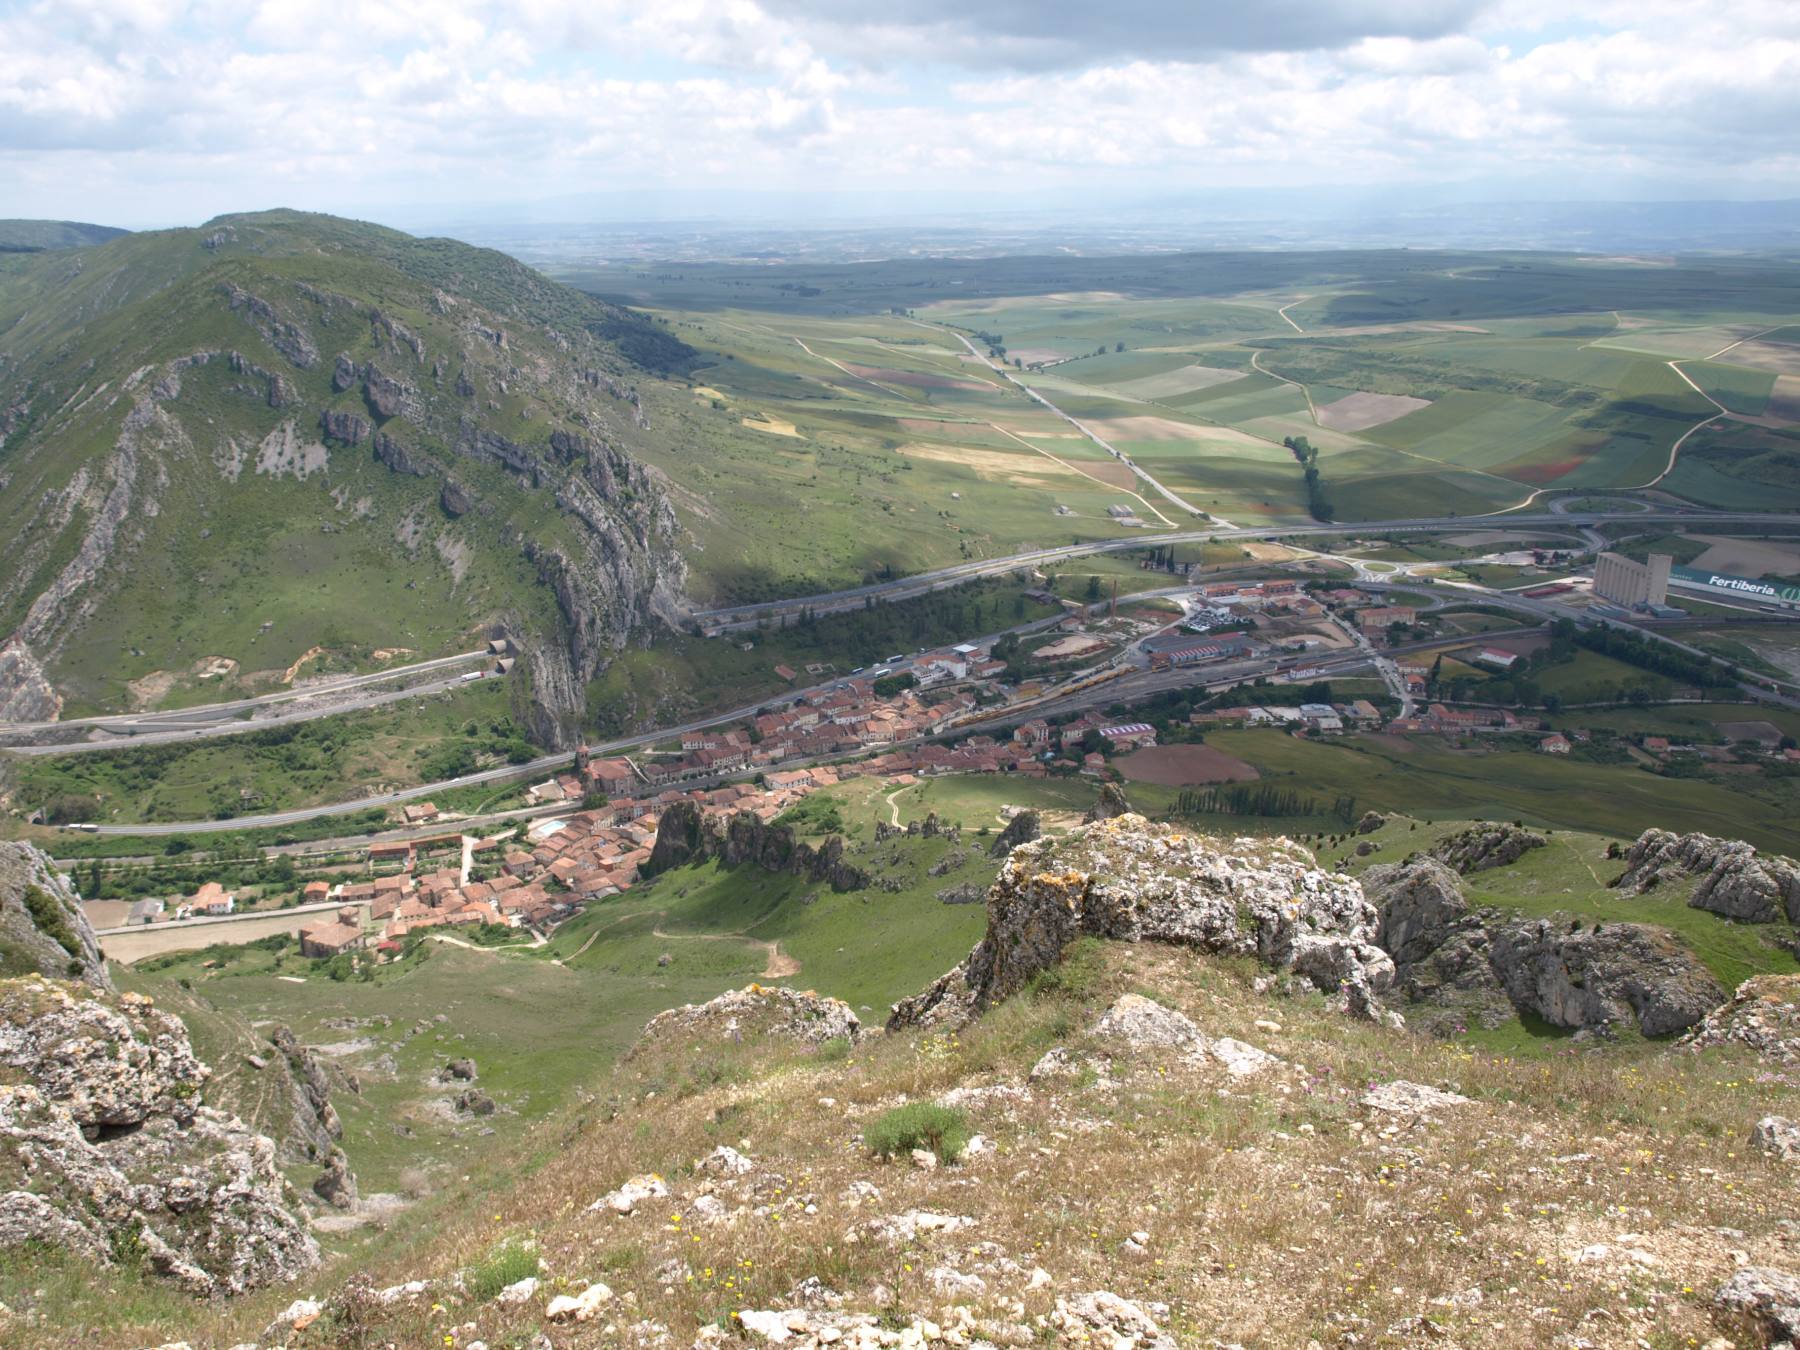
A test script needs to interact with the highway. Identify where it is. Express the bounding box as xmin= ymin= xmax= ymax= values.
xmin=686 ymin=507 xmax=1797 ymax=630
xmin=0 ymin=649 xmax=496 ymax=755
xmin=24 ymin=507 xmax=1800 ymax=838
